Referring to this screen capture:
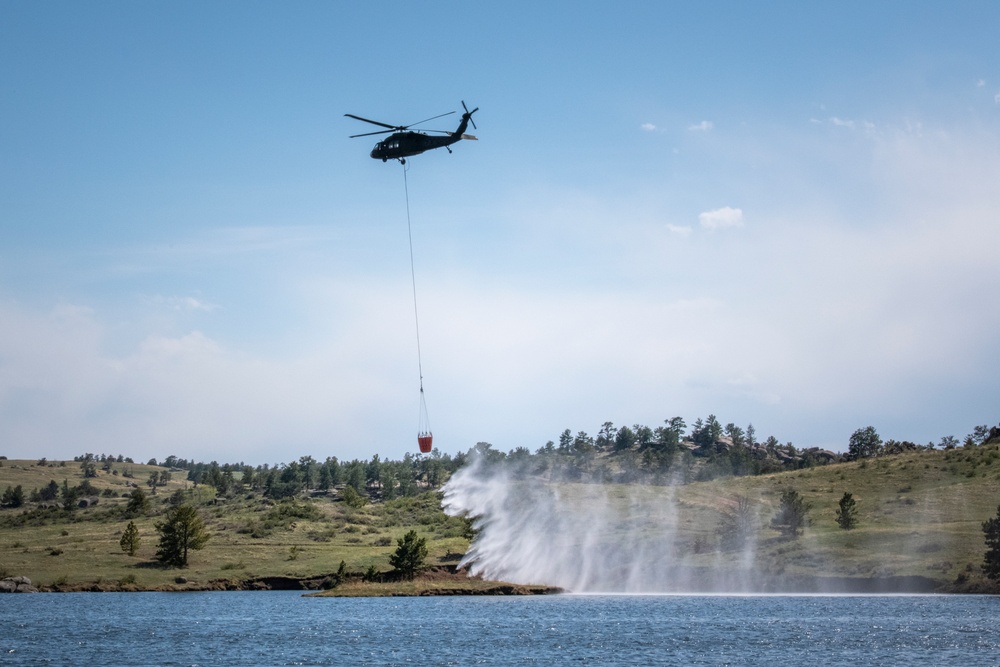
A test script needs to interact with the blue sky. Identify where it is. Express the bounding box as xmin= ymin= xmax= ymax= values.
xmin=2 ymin=1 xmax=999 ymax=464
